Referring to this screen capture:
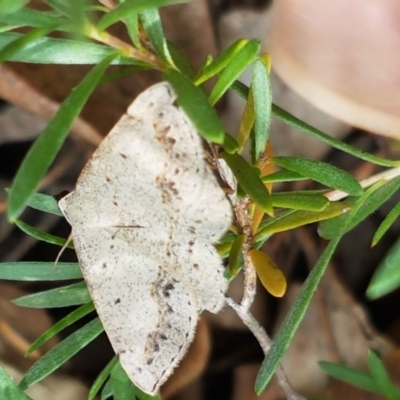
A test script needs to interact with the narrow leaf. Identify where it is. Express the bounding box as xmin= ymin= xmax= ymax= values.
xmin=255 ymin=184 xmax=384 ymax=394
xmin=98 ymin=0 xmax=184 ymax=30
xmin=262 ymin=170 xmax=305 ymax=183
xmin=0 ymin=0 xmax=29 ymax=15
xmin=89 ymin=357 xmax=118 ymax=400
xmin=273 ymin=156 xmax=363 ymax=196
xmin=319 ymin=361 xmax=378 ymax=392
xmin=0 ymin=262 xmax=81 ymax=281
xmin=195 ymin=39 xmax=248 ymax=85
xmin=0 ymin=8 xmax=62 ymax=28
xmin=270 ymin=192 xmax=329 ymax=212
xmin=368 ymin=351 xmax=400 ymax=400
xmin=15 ymin=220 xmax=73 ymax=248
xmin=372 ymin=201 xmax=400 ymax=246
xmin=0 ymin=364 xmax=32 ymax=400
xmin=255 ymin=235 xmax=342 ymax=393
xmin=0 ymin=26 xmax=56 ymax=64
xmin=140 ymin=8 xmax=174 ymax=65
xmin=228 ymin=234 xmax=244 ymax=276
xmin=14 ymin=281 xmax=90 ymax=308
xmin=0 ymin=33 xmax=133 ymax=64
xmin=256 ymin=202 xmax=350 ymax=243
xmin=8 ymin=52 xmax=119 ymax=221
xmin=367 ymin=237 xmax=400 ymax=299
xmin=221 ymin=151 xmax=273 ymax=215
xmin=209 ymin=39 xmax=260 ymax=106
xmin=110 ymin=362 xmax=137 ymax=400
xmin=164 ymin=69 xmax=225 ymax=144
xmin=101 ymin=381 xmax=112 ymax=400
xmin=19 ymin=318 xmax=103 ymax=391
xmin=231 ymin=81 xmax=400 ymax=168
xmin=319 ymin=176 xmax=400 ymax=239
xmin=167 ymin=41 xmax=195 ymax=79
xmin=251 ymin=59 xmax=271 ymax=160
xmin=26 ymin=192 xmax=62 ymax=216
xmin=271 ymin=104 xmax=400 ymax=168
xmin=27 ymin=302 xmax=95 ymax=355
